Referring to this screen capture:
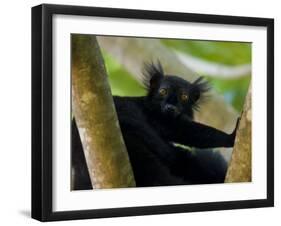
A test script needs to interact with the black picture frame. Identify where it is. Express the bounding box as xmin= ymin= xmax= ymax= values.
xmin=32 ymin=3 xmax=274 ymax=222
